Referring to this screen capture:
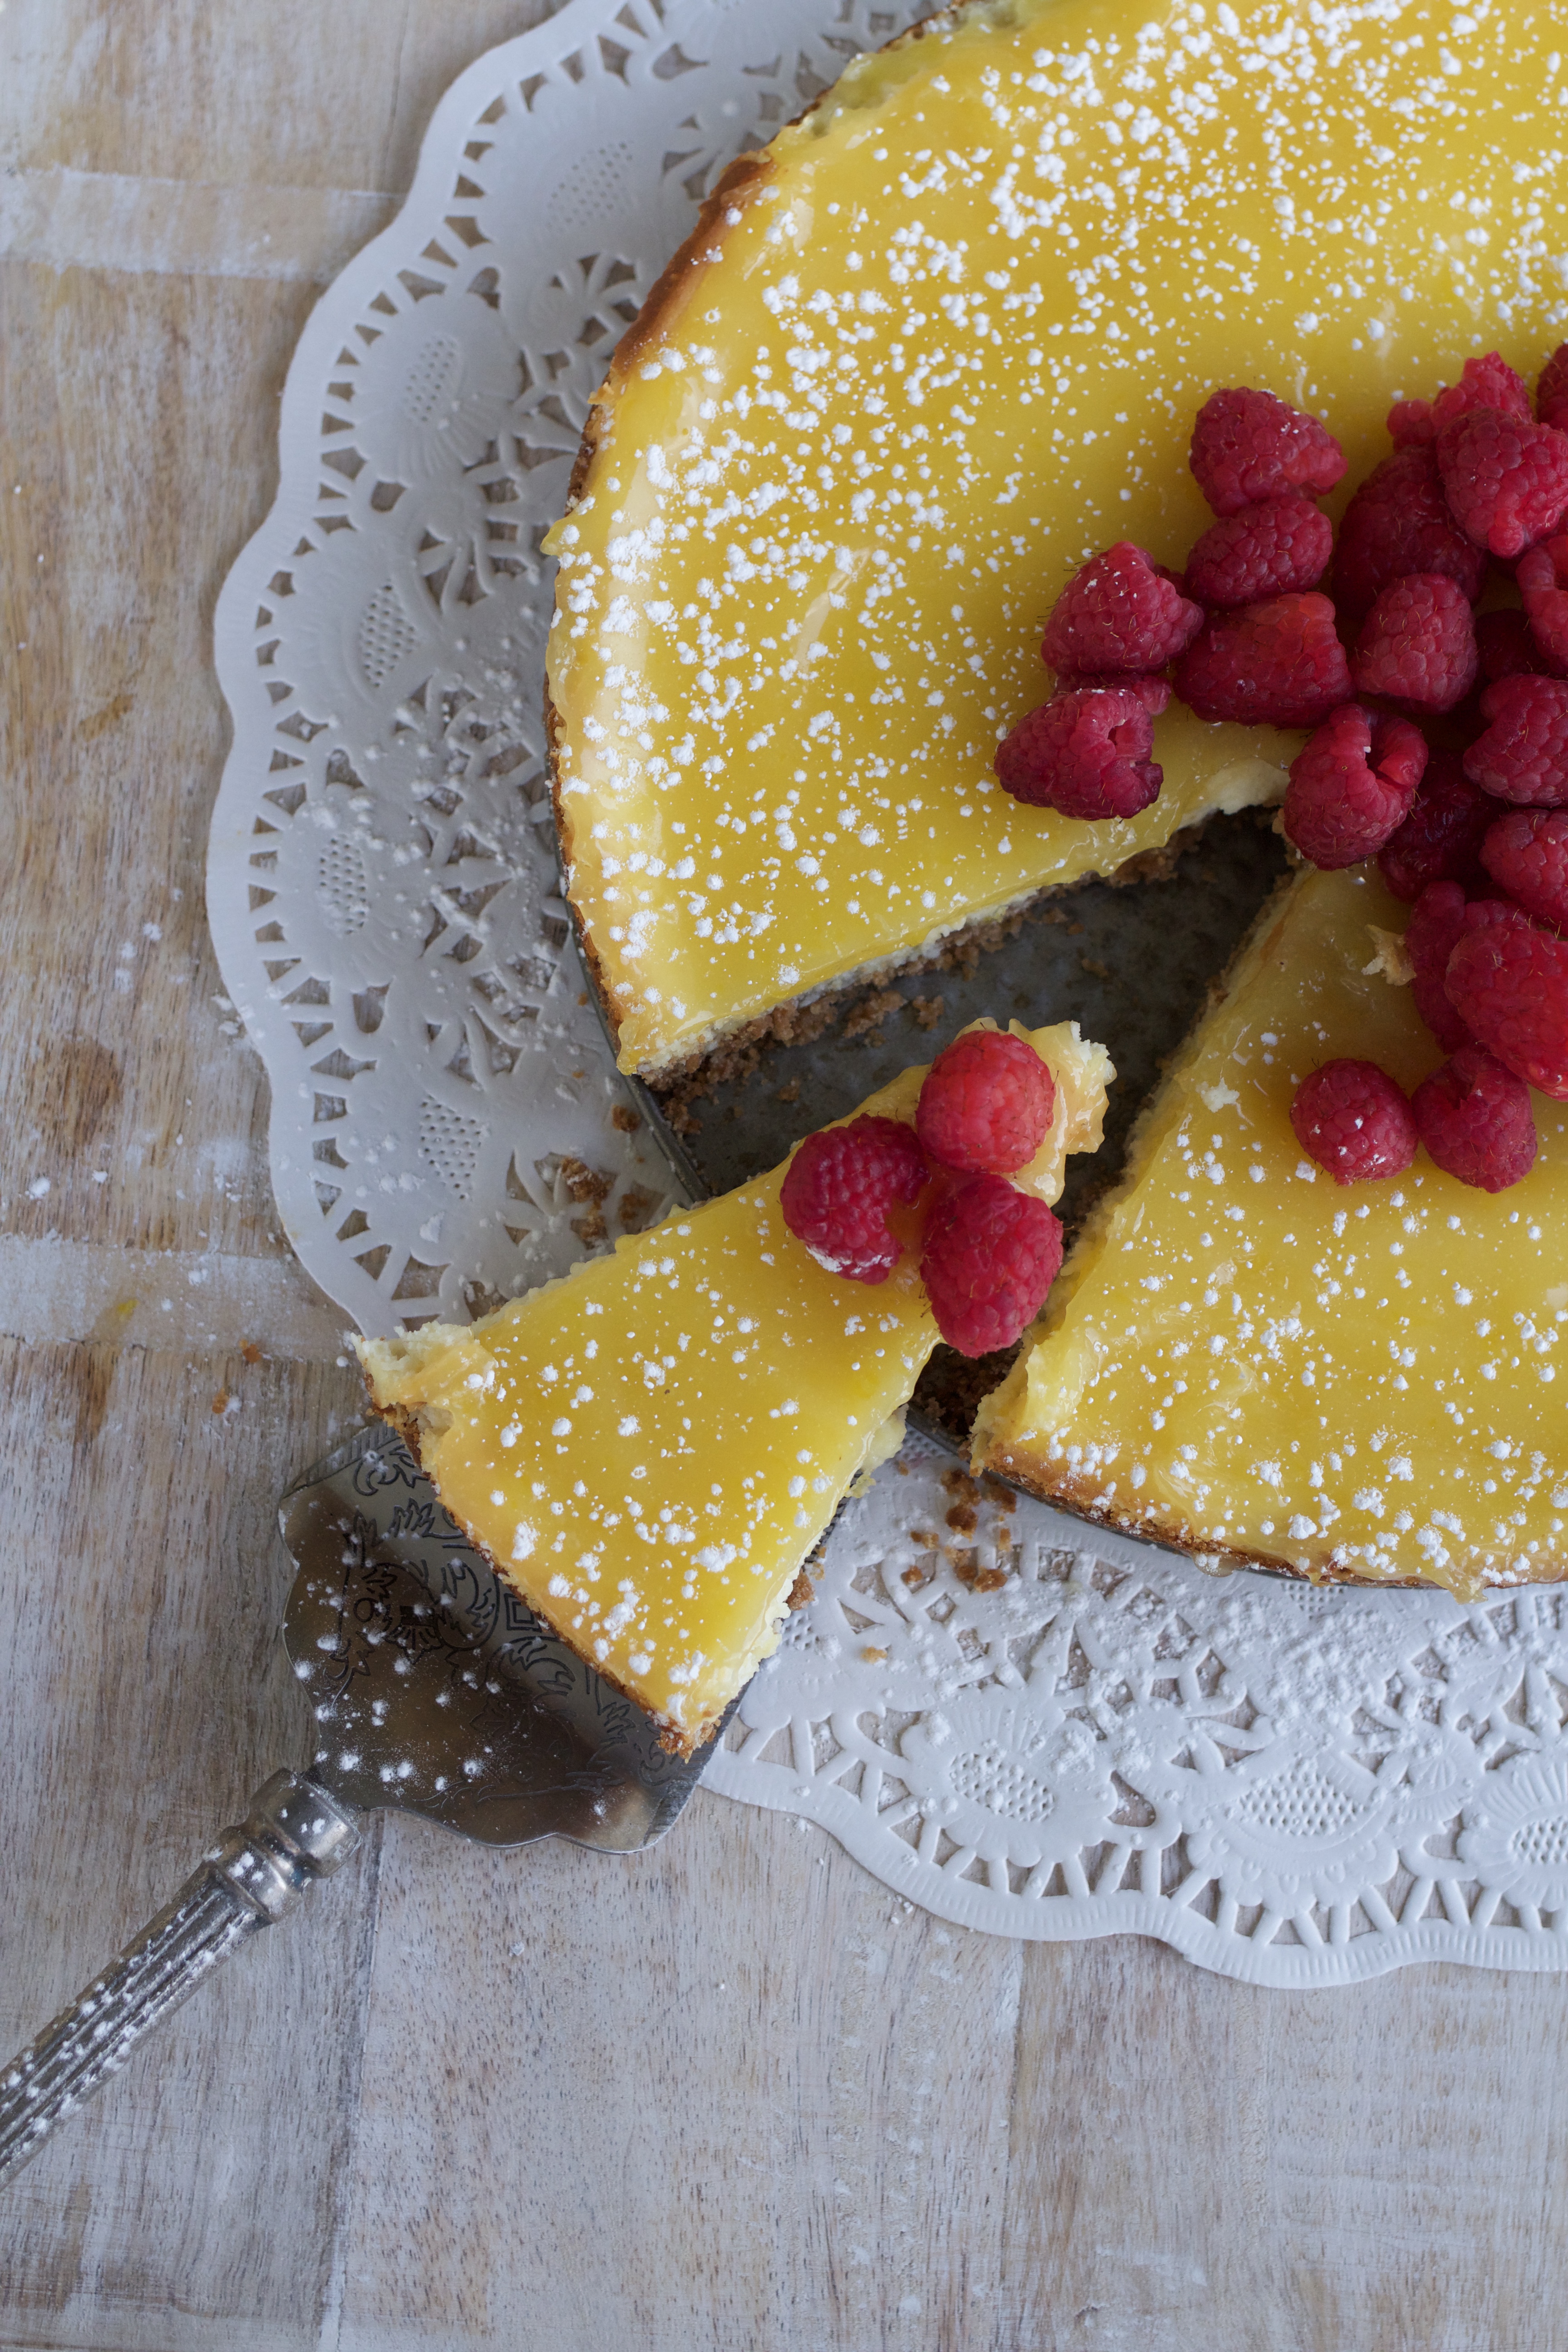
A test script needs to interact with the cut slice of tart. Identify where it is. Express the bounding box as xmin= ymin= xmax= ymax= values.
xmin=974 ymin=869 xmax=1568 ymax=1601
xmin=358 ymin=1018 xmax=1110 ymax=1753
xmin=547 ymin=0 xmax=1568 ymax=1079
